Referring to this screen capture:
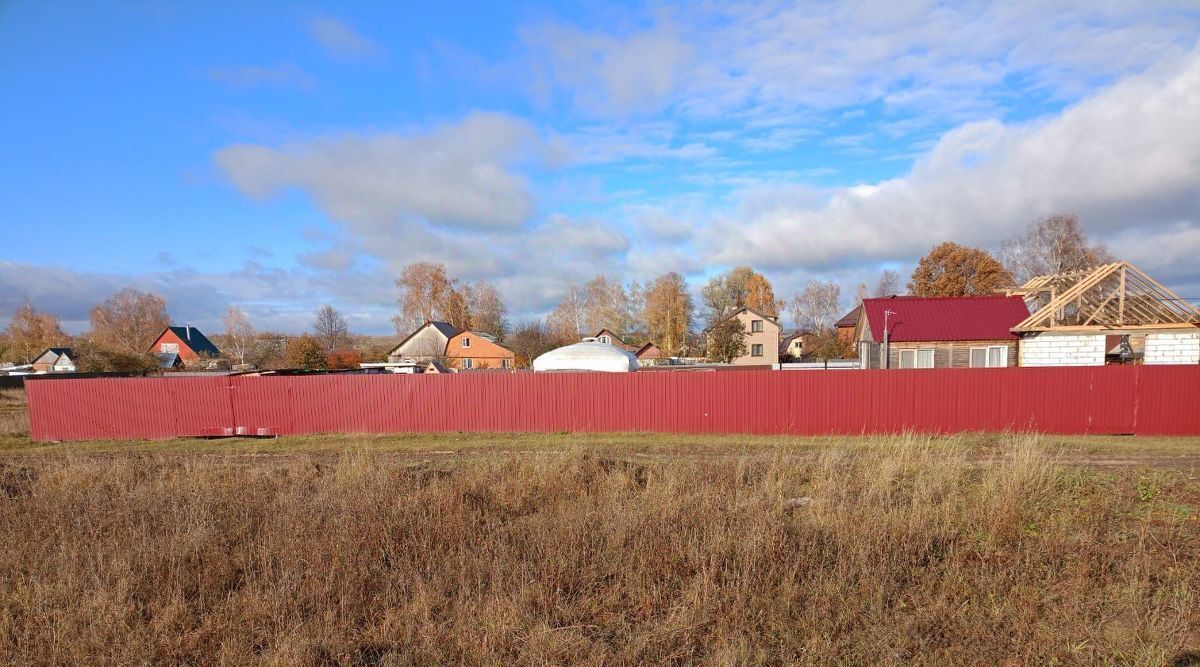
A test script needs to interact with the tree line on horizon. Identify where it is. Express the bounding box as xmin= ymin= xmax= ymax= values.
xmin=1 ymin=214 xmax=1112 ymax=370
